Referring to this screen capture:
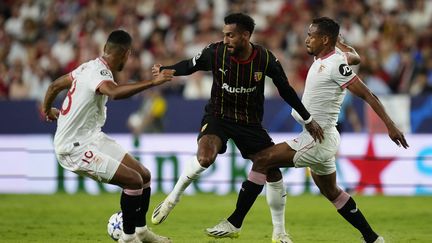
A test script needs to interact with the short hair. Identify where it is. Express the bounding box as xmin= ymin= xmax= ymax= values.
xmin=224 ymin=13 xmax=255 ymax=35
xmin=106 ymin=30 xmax=132 ymax=49
xmin=312 ymin=17 xmax=339 ymax=44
